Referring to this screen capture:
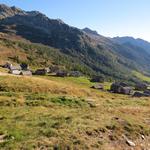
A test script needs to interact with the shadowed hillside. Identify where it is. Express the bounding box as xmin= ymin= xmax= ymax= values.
xmin=1 ymin=4 xmax=150 ymax=82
